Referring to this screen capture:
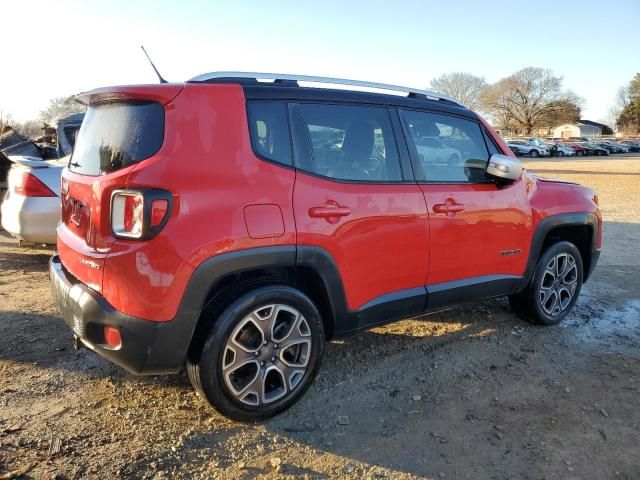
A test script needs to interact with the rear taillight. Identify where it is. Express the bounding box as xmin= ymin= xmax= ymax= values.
xmin=14 ymin=172 xmax=56 ymax=197
xmin=110 ymin=189 xmax=172 ymax=240
xmin=151 ymin=199 xmax=169 ymax=227
xmin=112 ymin=191 xmax=144 ymax=238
